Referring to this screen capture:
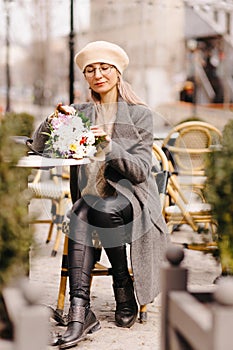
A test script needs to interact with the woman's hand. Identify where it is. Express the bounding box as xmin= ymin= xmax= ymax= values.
xmin=56 ymin=103 xmax=76 ymax=115
xmin=47 ymin=103 xmax=76 ymax=123
xmin=90 ymin=125 xmax=111 ymax=143
xmin=91 ymin=125 xmax=112 ymax=156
